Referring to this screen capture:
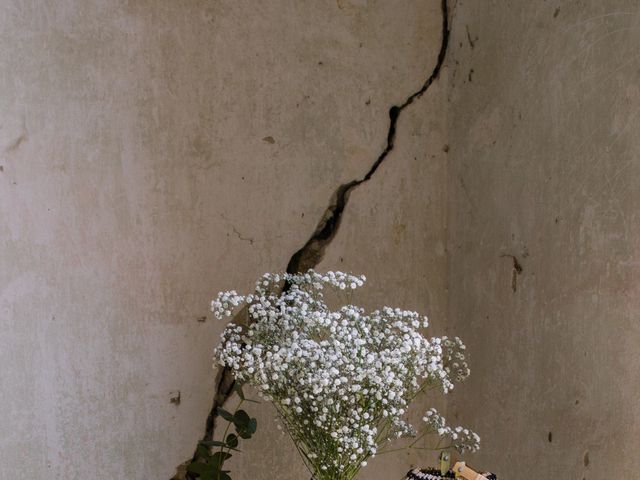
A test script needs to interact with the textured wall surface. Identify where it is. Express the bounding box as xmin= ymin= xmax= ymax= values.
xmin=2 ymin=0 xmax=638 ymax=479
xmin=447 ymin=1 xmax=640 ymax=479
xmin=0 ymin=1 xmax=450 ymax=479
